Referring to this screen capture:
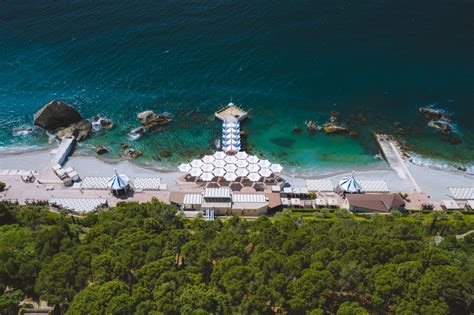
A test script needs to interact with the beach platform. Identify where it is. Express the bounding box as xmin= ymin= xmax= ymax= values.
xmin=215 ymin=103 xmax=248 ymax=122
